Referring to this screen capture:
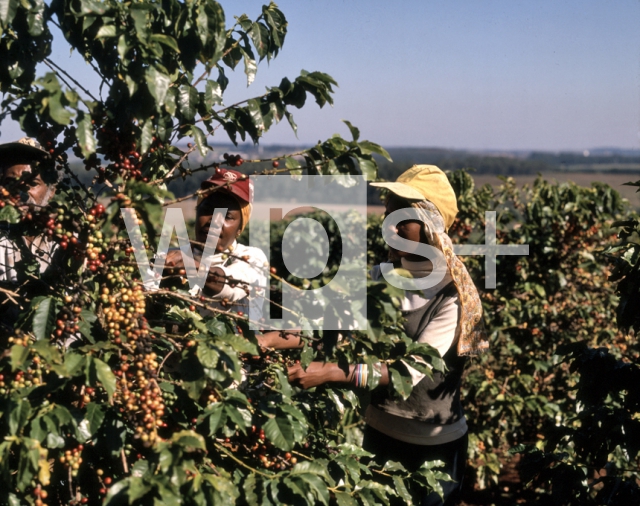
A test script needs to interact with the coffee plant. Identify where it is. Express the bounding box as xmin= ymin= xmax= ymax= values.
xmin=503 ymin=179 xmax=640 ymax=506
xmin=445 ymin=171 xmax=639 ymax=504
xmin=0 ymin=1 xmax=457 ymax=505
xmin=245 ymin=171 xmax=639 ymax=505
xmin=2 ymin=1 xmax=638 ymax=505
